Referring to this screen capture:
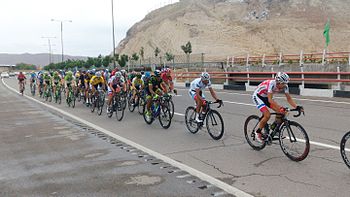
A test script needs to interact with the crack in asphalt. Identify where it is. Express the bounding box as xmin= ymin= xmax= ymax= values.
xmin=253 ymin=156 xmax=283 ymax=167
xmin=190 ymin=155 xmax=321 ymax=189
xmin=310 ymin=155 xmax=343 ymax=164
